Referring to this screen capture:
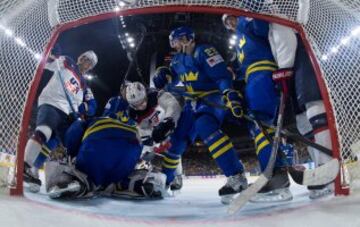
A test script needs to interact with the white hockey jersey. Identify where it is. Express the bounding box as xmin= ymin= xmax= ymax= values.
xmin=129 ymin=90 xmax=182 ymax=140
xmin=268 ymin=23 xmax=298 ymax=69
xmin=38 ymin=56 xmax=84 ymax=115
